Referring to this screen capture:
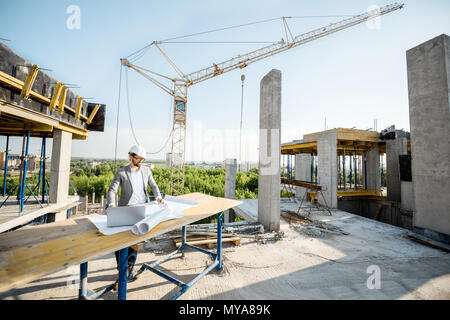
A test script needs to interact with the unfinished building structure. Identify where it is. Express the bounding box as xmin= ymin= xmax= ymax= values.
xmin=281 ymin=34 xmax=450 ymax=245
xmin=0 ymin=43 xmax=106 ymax=232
